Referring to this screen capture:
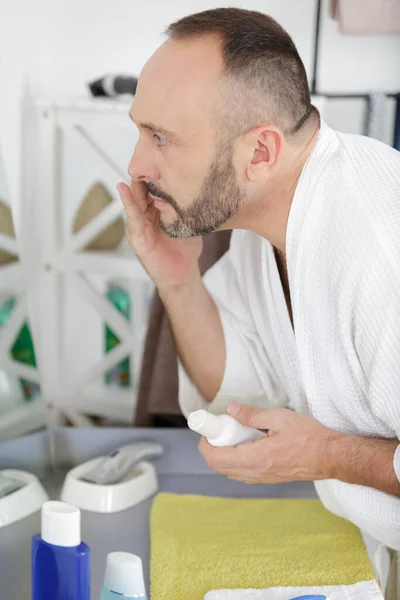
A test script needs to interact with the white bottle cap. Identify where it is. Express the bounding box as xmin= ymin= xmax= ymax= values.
xmin=103 ymin=552 xmax=146 ymax=597
xmin=41 ymin=501 xmax=81 ymax=547
xmin=188 ymin=409 xmax=223 ymax=439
